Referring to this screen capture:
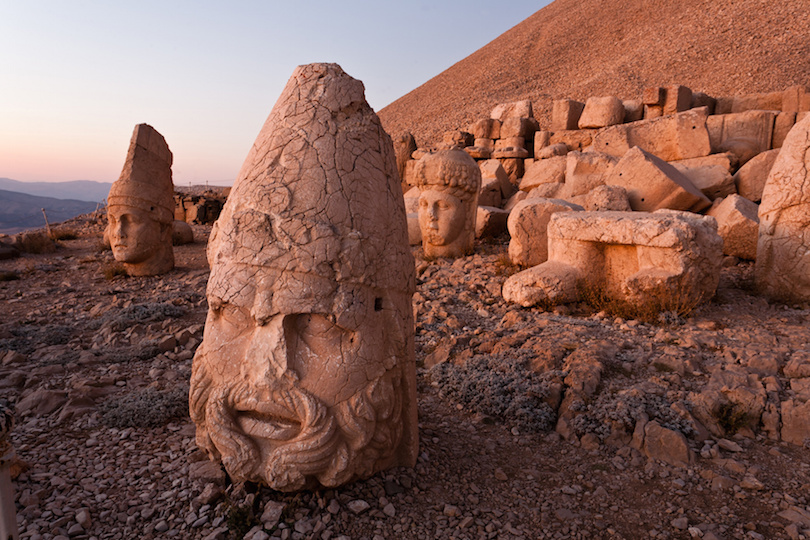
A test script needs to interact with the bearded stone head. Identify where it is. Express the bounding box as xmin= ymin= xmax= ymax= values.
xmin=189 ymin=63 xmax=417 ymax=491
